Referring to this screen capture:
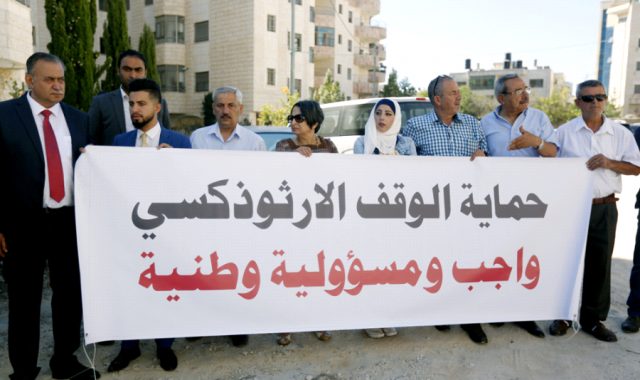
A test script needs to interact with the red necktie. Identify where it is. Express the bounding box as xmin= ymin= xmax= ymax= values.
xmin=41 ymin=110 xmax=65 ymax=203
